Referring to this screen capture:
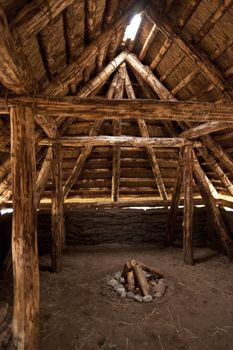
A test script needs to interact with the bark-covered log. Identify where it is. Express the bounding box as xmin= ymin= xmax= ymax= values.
xmin=131 ymin=260 xmax=150 ymax=296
